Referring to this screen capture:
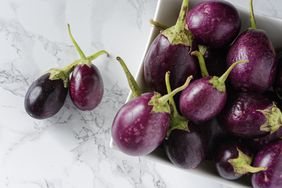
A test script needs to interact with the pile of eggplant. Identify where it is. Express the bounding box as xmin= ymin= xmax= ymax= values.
xmin=111 ymin=0 xmax=282 ymax=187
